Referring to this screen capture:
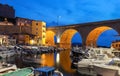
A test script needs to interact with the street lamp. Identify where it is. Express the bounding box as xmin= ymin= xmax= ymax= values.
xmin=57 ymin=16 xmax=61 ymax=26
xmin=57 ymin=16 xmax=61 ymax=43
